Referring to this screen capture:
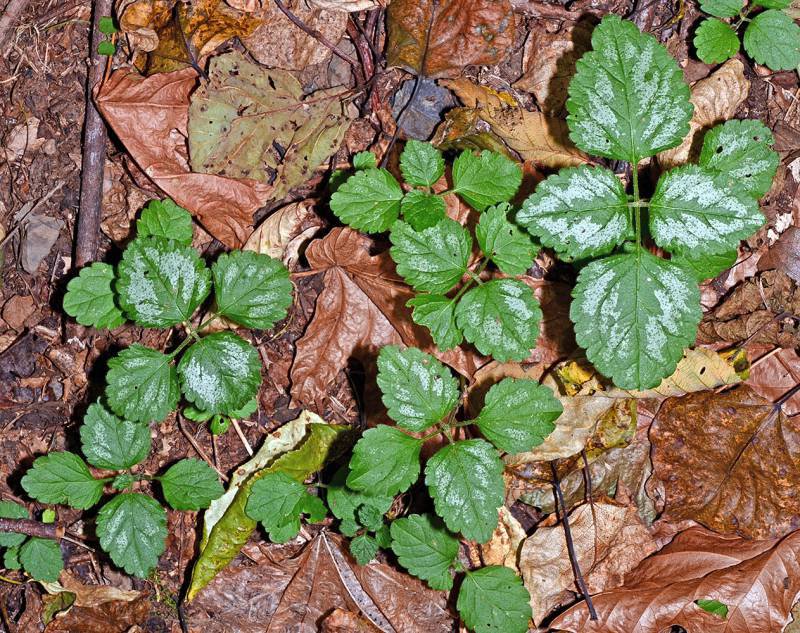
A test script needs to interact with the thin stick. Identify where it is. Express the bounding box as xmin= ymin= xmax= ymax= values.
xmin=178 ymin=416 xmax=229 ymax=482
xmin=0 ymin=0 xmax=31 ymax=53
xmin=0 ymin=180 xmax=63 ymax=249
xmin=232 ymin=419 xmax=254 ymax=456
xmin=75 ymin=0 xmax=113 ymax=267
xmin=581 ymin=449 xmax=594 ymax=505
xmin=273 ymin=0 xmax=357 ymax=68
xmin=0 ymin=517 xmax=63 ymax=540
xmin=551 ymin=461 xmax=598 ymax=621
